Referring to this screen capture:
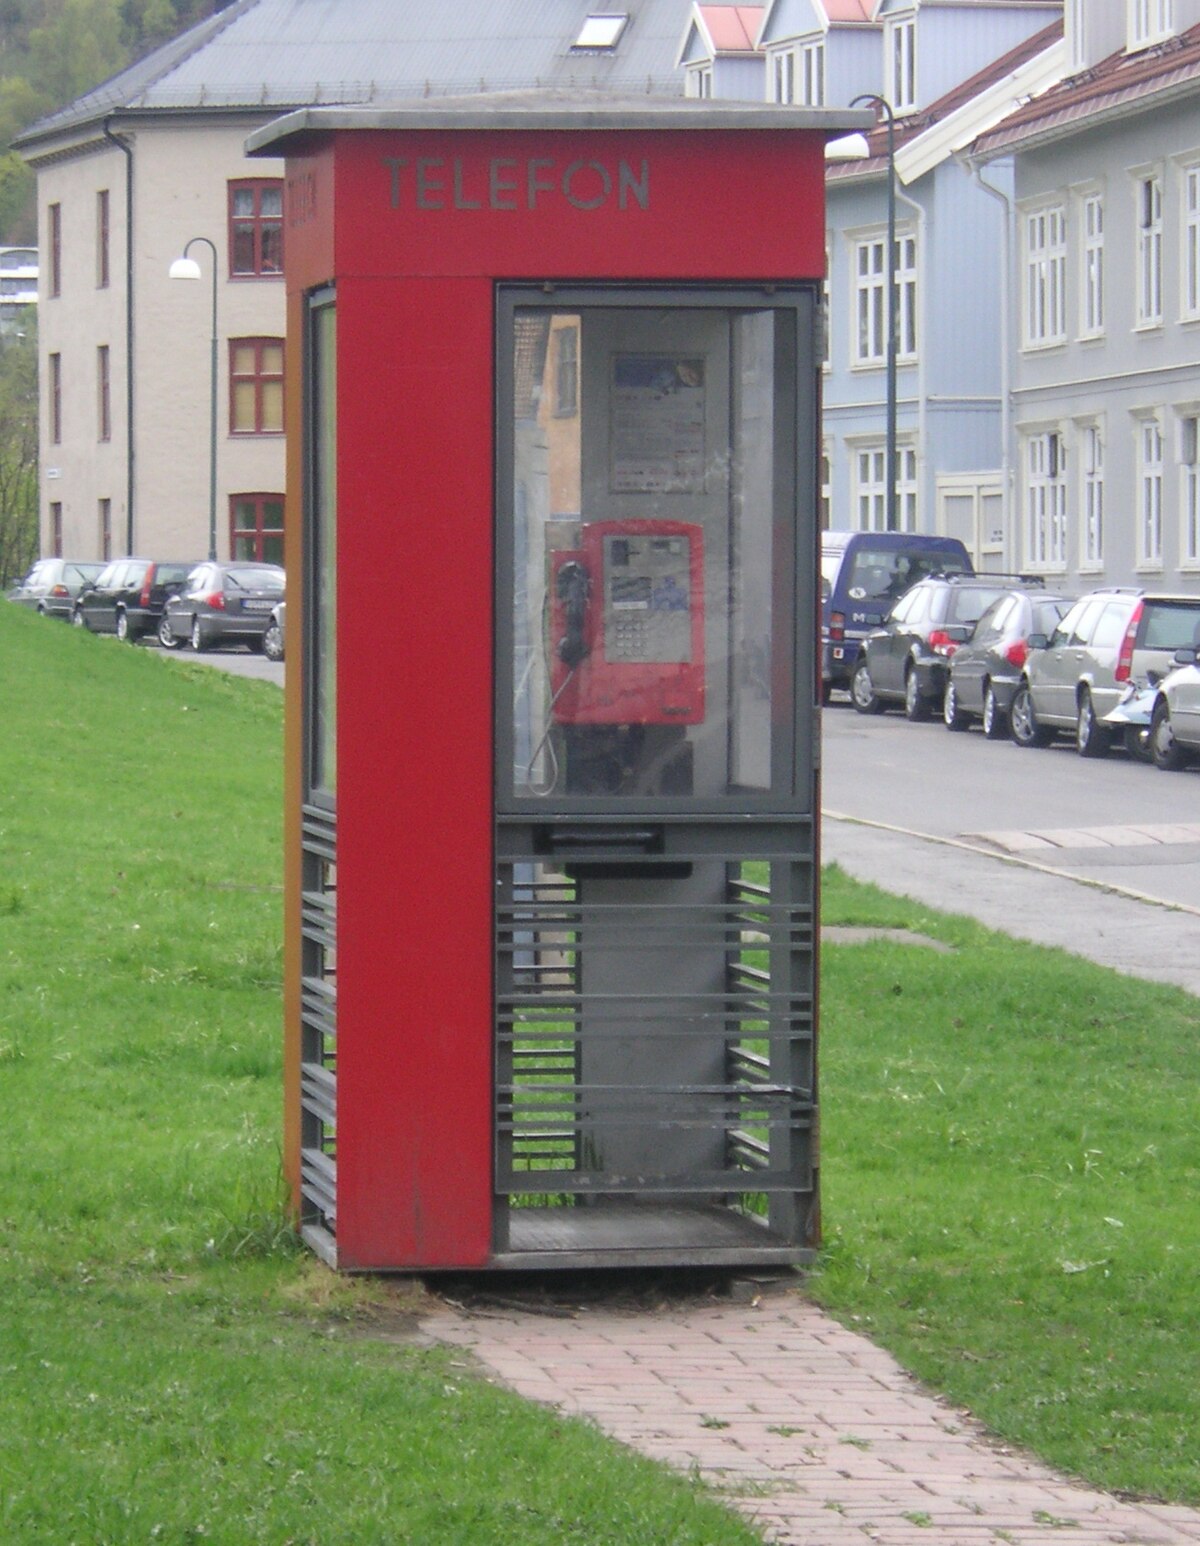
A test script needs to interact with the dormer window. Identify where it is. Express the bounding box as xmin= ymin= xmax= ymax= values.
xmin=887 ymin=13 xmax=917 ymax=114
xmin=1128 ymin=0 xmax=1173 ymax=49
xmin=573 ymin=12 xmax=628 ymax=49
